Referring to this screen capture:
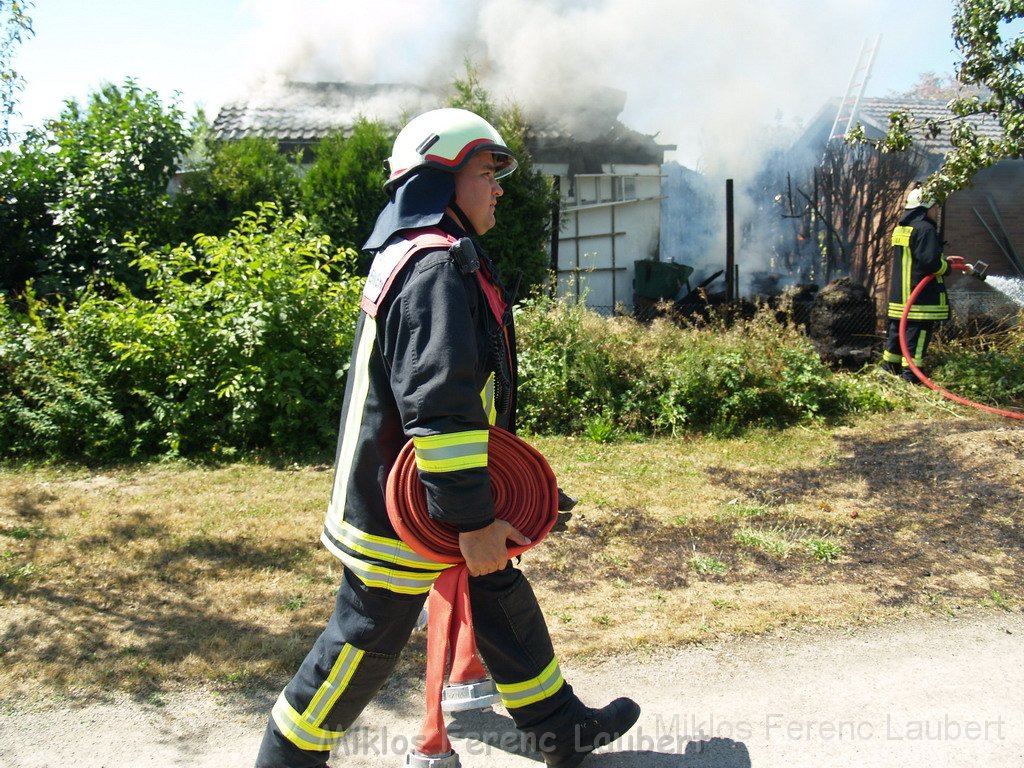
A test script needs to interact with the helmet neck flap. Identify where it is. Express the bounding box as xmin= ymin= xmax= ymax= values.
xmin=362 ymin=167 xmax=458 ymax=251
